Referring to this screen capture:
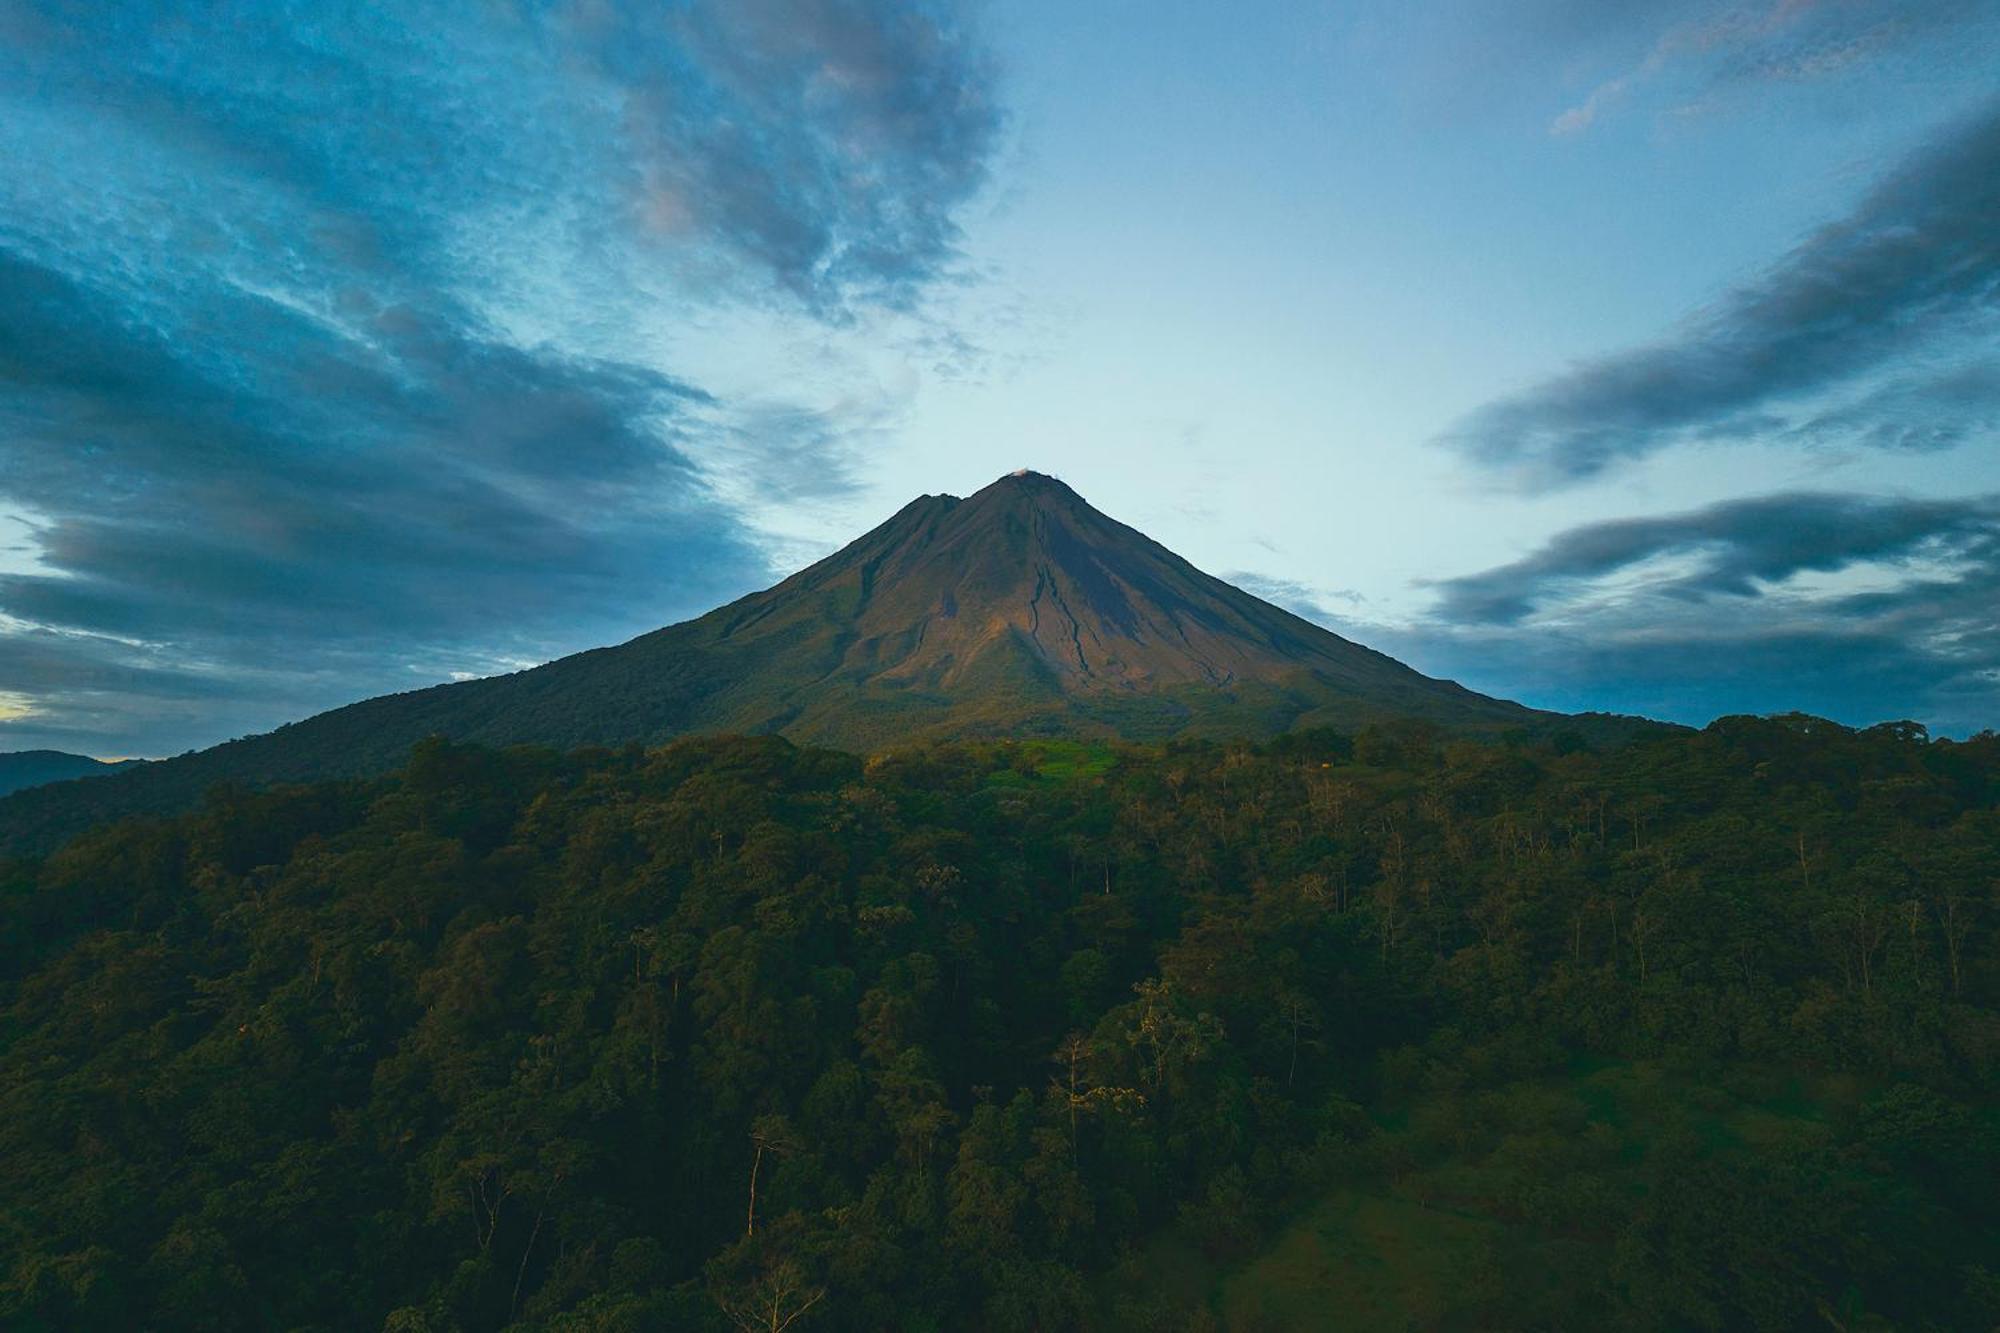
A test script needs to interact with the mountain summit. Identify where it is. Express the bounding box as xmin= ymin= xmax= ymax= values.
xmin=0 ymin=473 xmax=1581 ymax=851
xmin=715 ymin=469 xmax=1512 ymax=712
xmin=767 ymin=470 xmax=1360 ymax=691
